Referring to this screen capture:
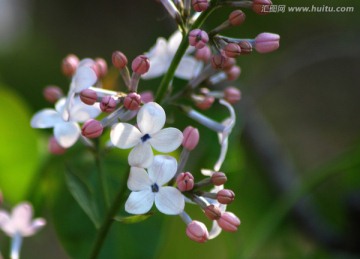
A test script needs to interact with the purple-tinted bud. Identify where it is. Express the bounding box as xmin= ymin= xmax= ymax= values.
xmin=252 ymin=0 xmax=272 ymax=15
xmin=182 ymin=126 xmax=200 ymax=151
xmin=195 ymin=45 xmax=211 ymax=62
xmin=255 ymin=33 xmax=280 ymax=53
xmin=195 ymin=96 xmax=215 ymax=110
xmin=192 ymin=0 xmax=209 ymax=12
xmin=100 ymin=96 xmax=117 ymax=113
xmin=211 ymin=172 xmax=227 ymax=186
xmin=217 ymin=212 xmax=240 ymax=232
xmin=112 ymin=51 xmax=128 ymax=70
xmin=43 ymin=86 xmax=63 ymax=103
xmin=186 ymin=221 xmax=209 ymax=243
xmin=124 ymin=92 xmax=142 ymax=110
xmin=223 ymin=57 xmax=236 ymax=71
xmin=226 ymin=66 xmax=241 ymax=81
xmin=95 ymin=58 xmax=108 ymax=78
xmin=62 ymin=54 xmax=79 ymax=77
xmin=238 ymin=41 xmax=252 ymax=54
xmin=81 ymin=119 xmax=103 ymax=138
xmin=204 ymin=204 xmax=222 ymax=220
xmin=189 ymin=29 xmax=209 ymax=50
xmin=224 ymin=86 xmax=241 ymax=104
xmin=177 ymin=172 xmax=195 ymax=192
xmin=217 ymin=189 xmax=235 ymax=204
xmin=80 ymin=89 xmax=98 ymax=105
xmin=48 ymin=137 xmax=66 ymax=155
xmin=0 ymin=190 xmax=3 ymax=206
xmin=211 ymin=54 xmax=228 ymax=70
xmin=140 ymin=91 xmax=154 ymax=103
xmin=229 ymin=10 xmax=246 ymax=26
xmin=132 ymin=55 xmax=150 ymax=75
xmin=224 ymin=43 xmax=241 ymax=58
